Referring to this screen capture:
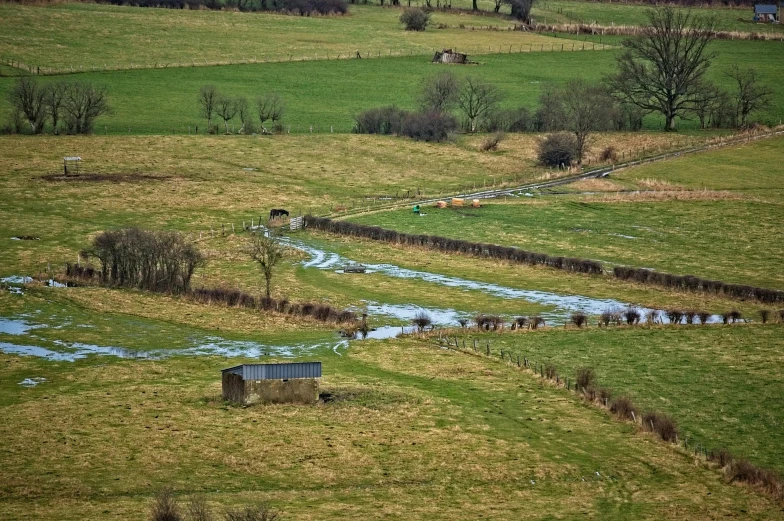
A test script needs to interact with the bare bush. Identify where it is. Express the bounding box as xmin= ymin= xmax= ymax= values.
xmin=642 ymin=411 xmax=678 ymax=442
xmin=150 ymin=488 xmax=181 ymax=521
xmin=759 ymin=309 xmax=771 ymax=324
xmin=223 ymin=504 xmax=280 ymax=521
xmin=610 ymin=395 xmax=636 ymax=420
xmin=599 ymin=145 xmax=618 ymax=162
xmin=537 ymin=132 xmax=577 ymax=168
xmin=576 ymin=367 xmax=596 ymax=390
xmin=186 ymin=497 xmax=213 ymax=521
xmin=544 ymin=363 xmax=558 ymax=379
xmin=418 ymin=71 xmax=460 ymax=113
xmin=570 ymin=311 xmax=588 ymax=328
xmin=353 ymin=106 xmax=406 ymax=135
xmin=479 ymin=132 xmax=504 ymax=152
xmin=530 ymin=316 xmax=545 ymax=330
xmin=412 ymin=311 xmax=433 ymax=332
xmin=684 ymin=309 xmax=698 ymax=324
xmin=698 ymin=311 xmax=711 ymax=324
xmin=645 ymin=309 xmax=660 ymax=325
xmin=666 ymin=309 xmax=684 ymax=325
xmin=623 ymin=308 xmax=641 ymax=325
xmin=511 ymin=316 xmax=528 ymax=330
xmin=727 ymin=459 xmax=783 ymax=496
xmin=400 ymin=111 xmax=458 ymax=142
